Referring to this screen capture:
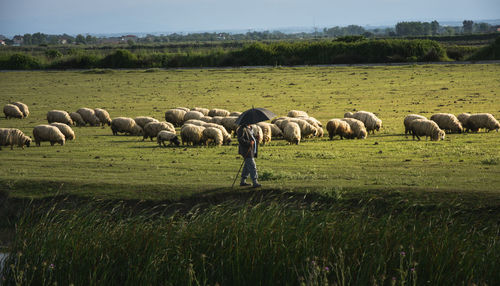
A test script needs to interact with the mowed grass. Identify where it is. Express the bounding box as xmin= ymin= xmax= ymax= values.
xmin=0 ymin=64 xmax=499 ymax=200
